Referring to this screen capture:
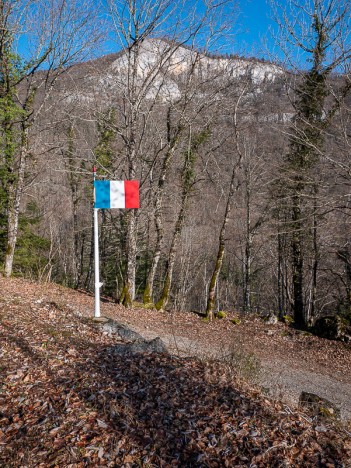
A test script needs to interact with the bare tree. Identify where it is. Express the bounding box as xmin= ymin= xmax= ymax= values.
xmin=0 ymin=0 xmax=102 ymax=277
xmin=105 ymin=0 xmax=238 ymax=306
xmin=270 ymin=0 xmax=351 ymax=327
xmin=205 ymin=83 xmax=246 ymax=319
